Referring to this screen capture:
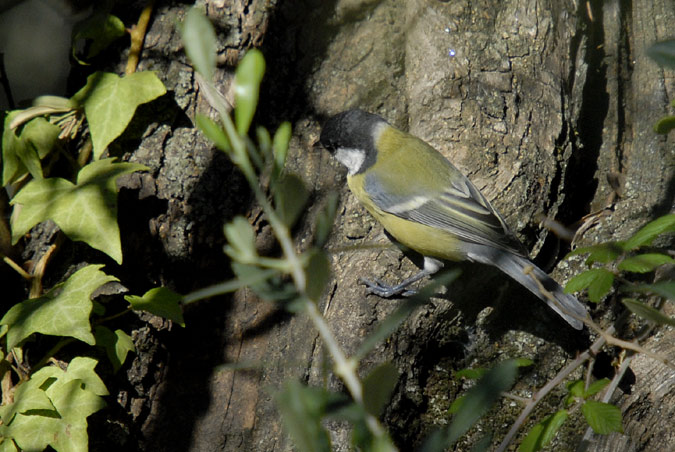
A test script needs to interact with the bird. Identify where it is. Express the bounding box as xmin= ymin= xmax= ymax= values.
xmin=319 ymin=109 xmax=588 ymax=329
